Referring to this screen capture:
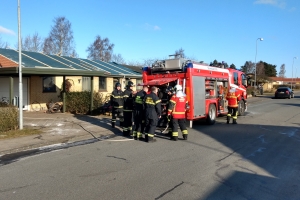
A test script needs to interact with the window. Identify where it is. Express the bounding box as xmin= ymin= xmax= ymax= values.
xmin=241 ymin=74 xmax=247 ymax=87
xmin=113 ymin=78 xmax=120 ymax=89
xmin=136 ymin=79 xmax=143 ymax=90
xmin=99 ymin=77 xmax=107 ymax=91
xmin=233 ymin=72 xmax=238 ymax=85
xmin=43 ymin=76 xmax=56 ymax=93
xmin=82 ymin=77 xmax=91 ymax=91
